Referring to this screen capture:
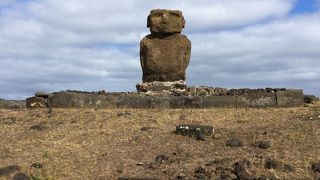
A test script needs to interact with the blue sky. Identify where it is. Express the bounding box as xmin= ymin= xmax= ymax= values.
xmin=0 ymin=0 xmax=319 ymax=99
xmin=291 ymin=0 xmax=318 ymax=14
